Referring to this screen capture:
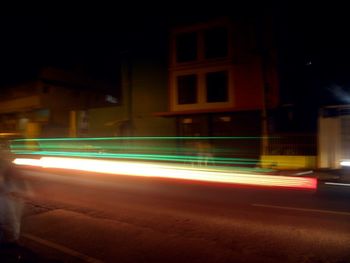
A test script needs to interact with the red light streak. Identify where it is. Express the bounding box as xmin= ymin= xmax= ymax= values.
xmin=14 ymin=157 xmax=317 ymax=190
